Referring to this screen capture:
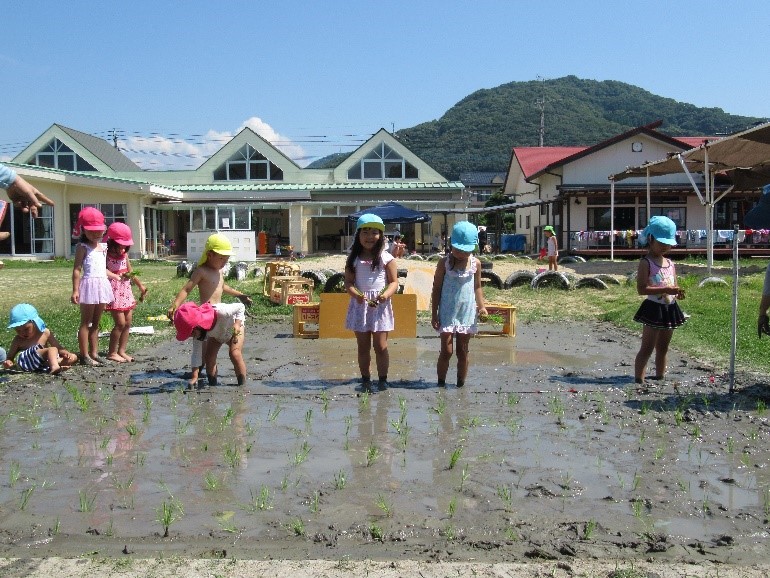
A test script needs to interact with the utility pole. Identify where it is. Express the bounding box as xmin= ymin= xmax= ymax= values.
xmin=535 ymin=76 xmax=546 ymax=147
xmin=110 ymin=128 xmax=119 ymax=149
